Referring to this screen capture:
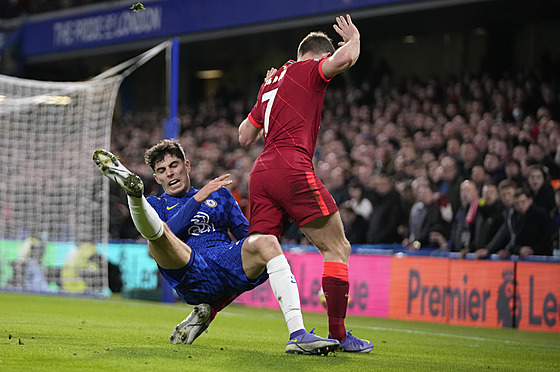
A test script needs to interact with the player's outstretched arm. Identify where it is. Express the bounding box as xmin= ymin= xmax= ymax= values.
xmin=238 ymin=67 xmax=275 ymax=146
xmin=193 ymin=174 xmax=232 ymax=203
xmin=322 ymin=14 xmax=360 ymax=79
